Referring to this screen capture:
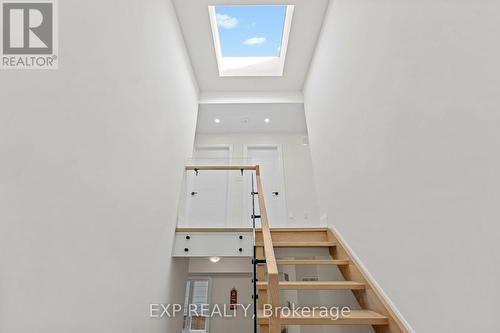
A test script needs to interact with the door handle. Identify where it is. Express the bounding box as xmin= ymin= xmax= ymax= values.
xmin=191 ymin=191 xmax=198 ymax=196
xmin=272 ymin=191 xmax=279 ymax=196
